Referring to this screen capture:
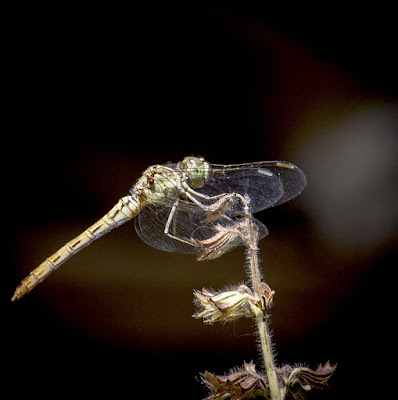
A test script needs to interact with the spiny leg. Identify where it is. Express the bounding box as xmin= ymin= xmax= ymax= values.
xmin=163 ymin=197 xmax=201 ymax=248
xmin=162 ymin=191 xmax=250 ymax=248
xmin=183 ymin=182 xmax=251 ymax=217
